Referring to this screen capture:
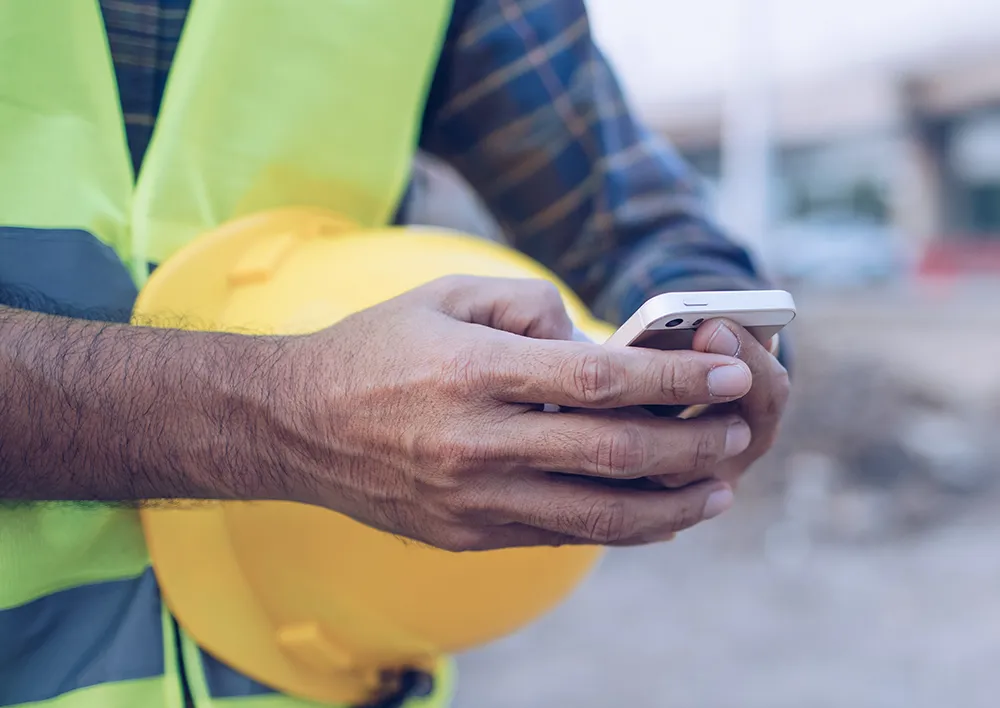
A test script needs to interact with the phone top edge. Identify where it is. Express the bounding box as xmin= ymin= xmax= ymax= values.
xmin=638 ymin=290 xmax=796 ymax=321
xmin=604 ymin=290 xmax=796 ymax=348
